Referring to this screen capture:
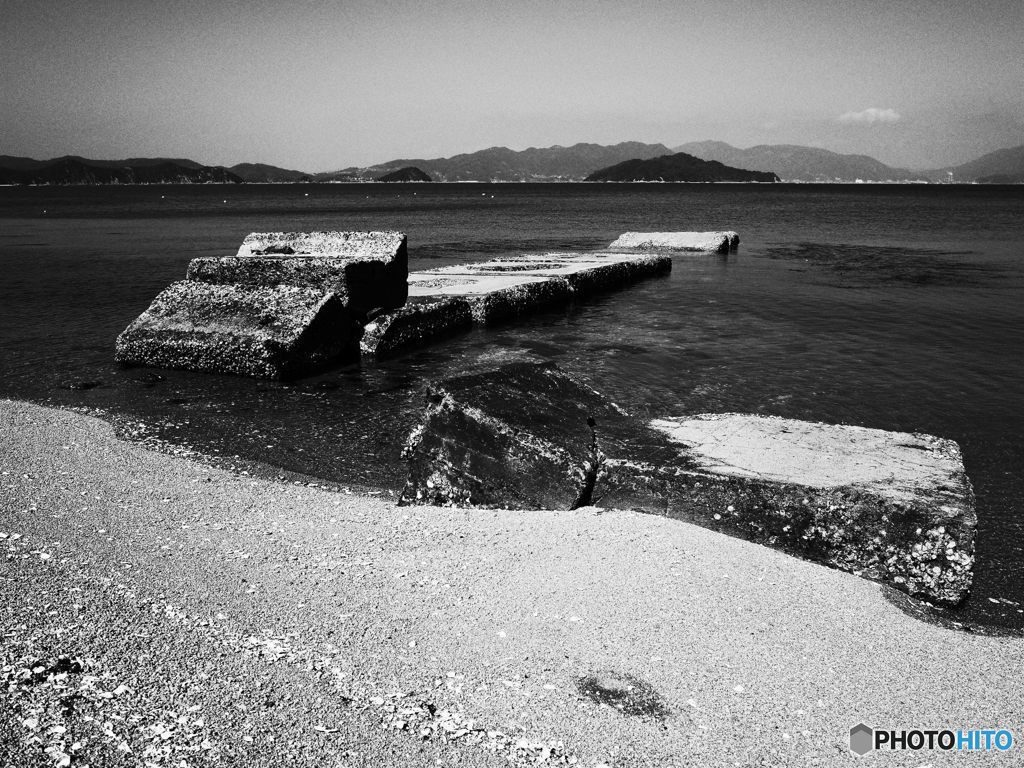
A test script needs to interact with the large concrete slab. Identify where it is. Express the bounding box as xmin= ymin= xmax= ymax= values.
xmin=115 ymin=281 xmax=357 ymax=379
xmin=609 ymin=231 xmax=740 ymax=253
xmin=187 ymin=231 xmax=408 ymax=312
xmin=401 ymin=363 xmax=976 ymax=604
xmin=428 ymin=251 xmax=672 ymax=297
xmin=645 ymin=414 xmax=976 ymax=604
xmin=364 ymin=251 xmax=672 ymax=355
